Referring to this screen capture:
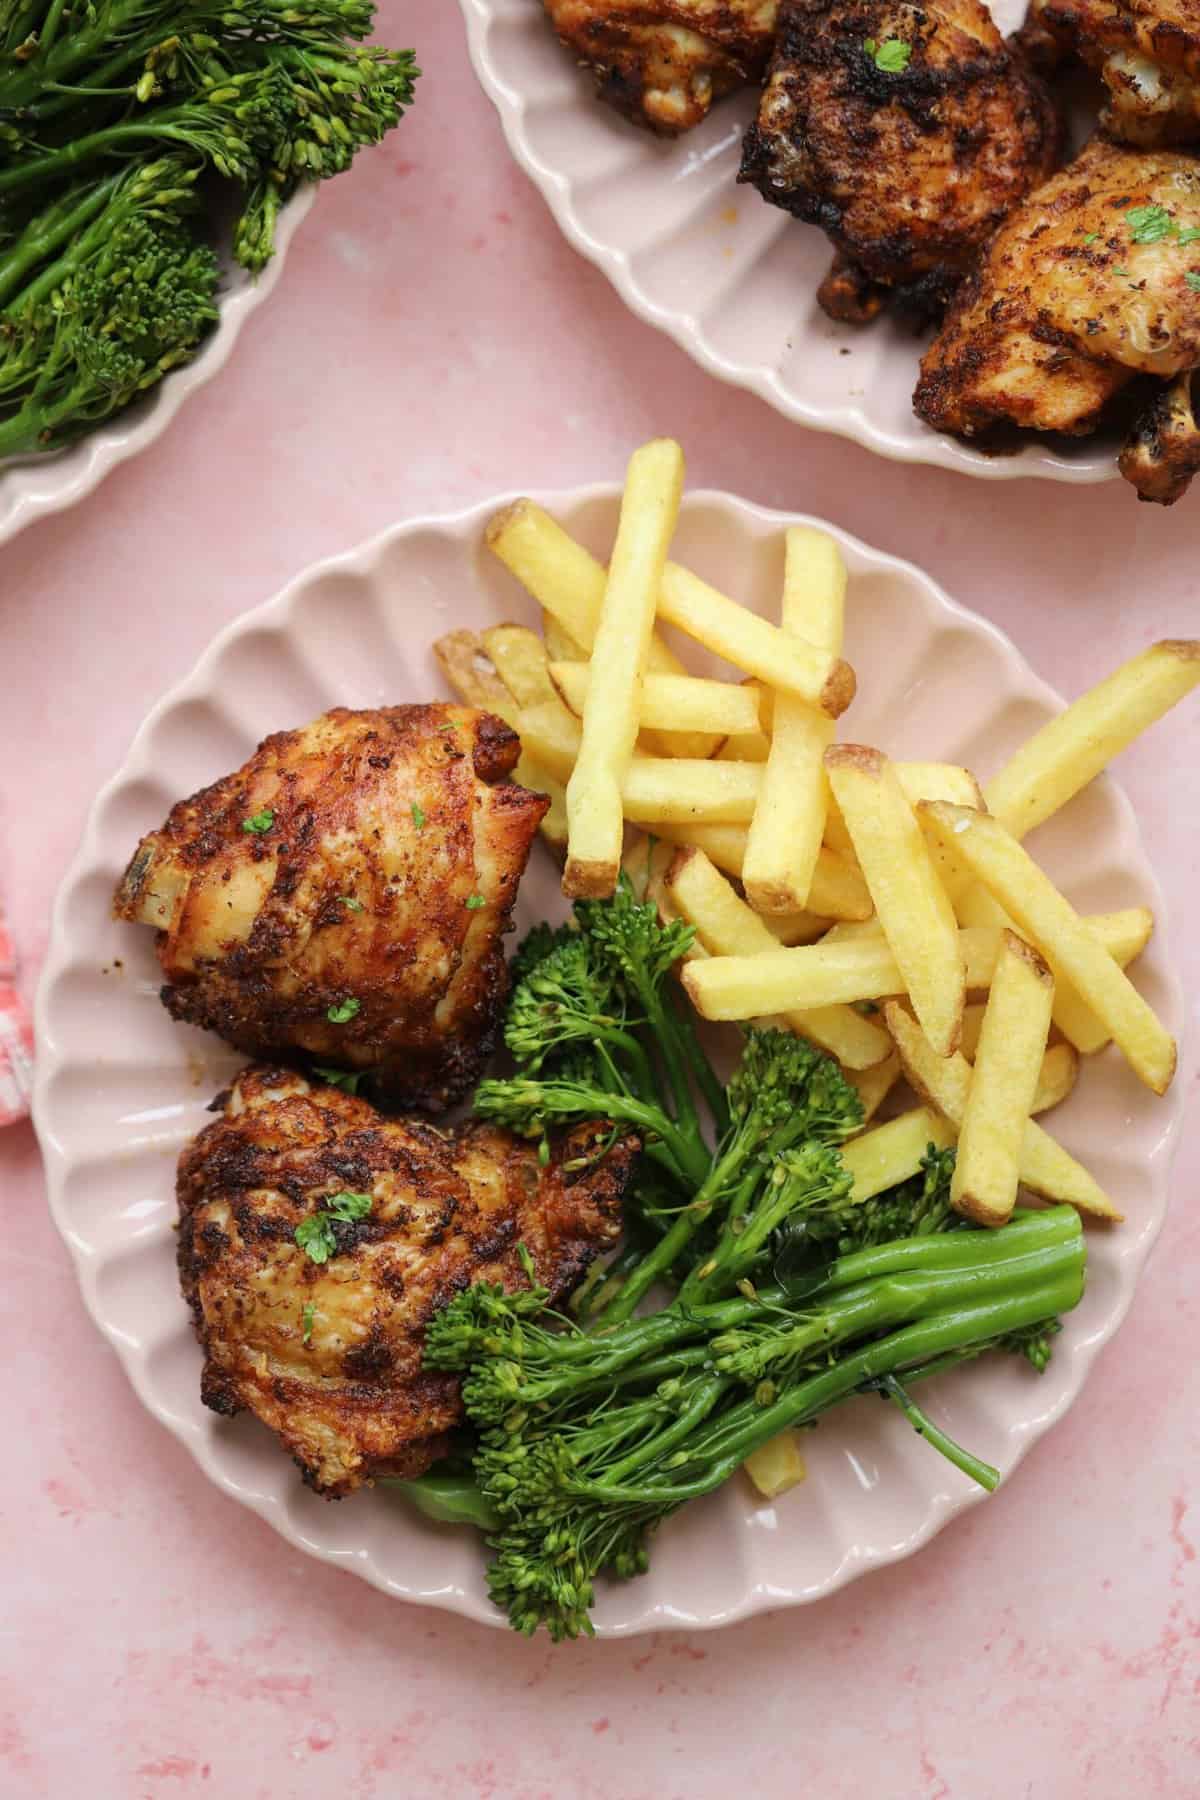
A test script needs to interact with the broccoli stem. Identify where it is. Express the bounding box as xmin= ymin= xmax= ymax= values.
xmin=878 ymin=1375 xmax=1000 ymax=1492
xmin=384 ymin=1472 xmax=501 ymax=1533
xmin=666 ymin=984 xmax=729 ymax=1136
xmin=0 ymin=175 xmax=118 ymax=308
